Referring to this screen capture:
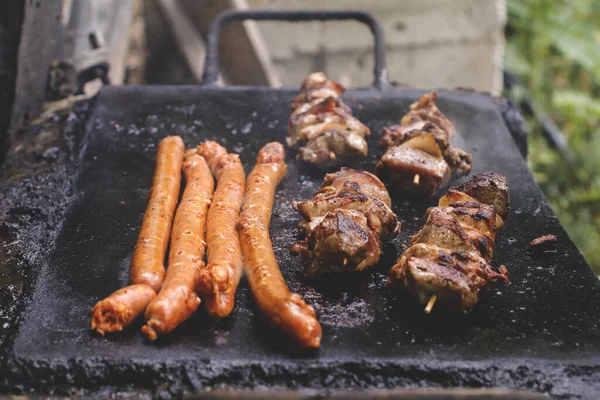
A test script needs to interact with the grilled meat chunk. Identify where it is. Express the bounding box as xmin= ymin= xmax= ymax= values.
xmin=389 ymin=243 xmax=509 ymax=310
xmin=434 ymin=203 xmax=497 ymax=241
xmin=288 ymin=97 xmax=369 ymax=148
xmin=376 ymin=92 xmax=472 ymax=196
xmin=380 ymin=121 xmax=449 ymax=151
xmin=288 ymin=72 xmax=370 ymax=169
xmin=318 ymin=168 xmax=392 ymax=207
xmin=438 ymin=188 xmax=504 ymax=231
xmin=402 ymin=132 xmax=444 ymax=158
xmin=297 ymin=130 xmax=369 ymax=169
xmin=413 ymin=207 xmax=495 ymax=262
xmin=444 ymin=146 xmax=473 ymax=179
xmin=375 ymin=146 xmax=451 ymax=197
xmin=403 ymin=256 xmax=477 ymax=310
xmin=401 ymin=91 xmax=455 ymax=140
xmin=388 ymin=172 xmax=510 ymax=311
xmin=527 ymin=234 xmax=558 ymax=256
xmin=398 ymin=244 xmax=508 ymax=285
xmin=291 ymin=168 xmax=399 ymax=277
xmin=457 ymin=171 xmax=510 ymax=220
xmin=438 ymin=187 xmax=478 ymax=206
xmin=291 ymin=72 xmax=344 ymax=109
xmin=292 ymin=209 xmax=382 ymax=279
xmin=293 ymin=193 xmax=398 ymax=242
